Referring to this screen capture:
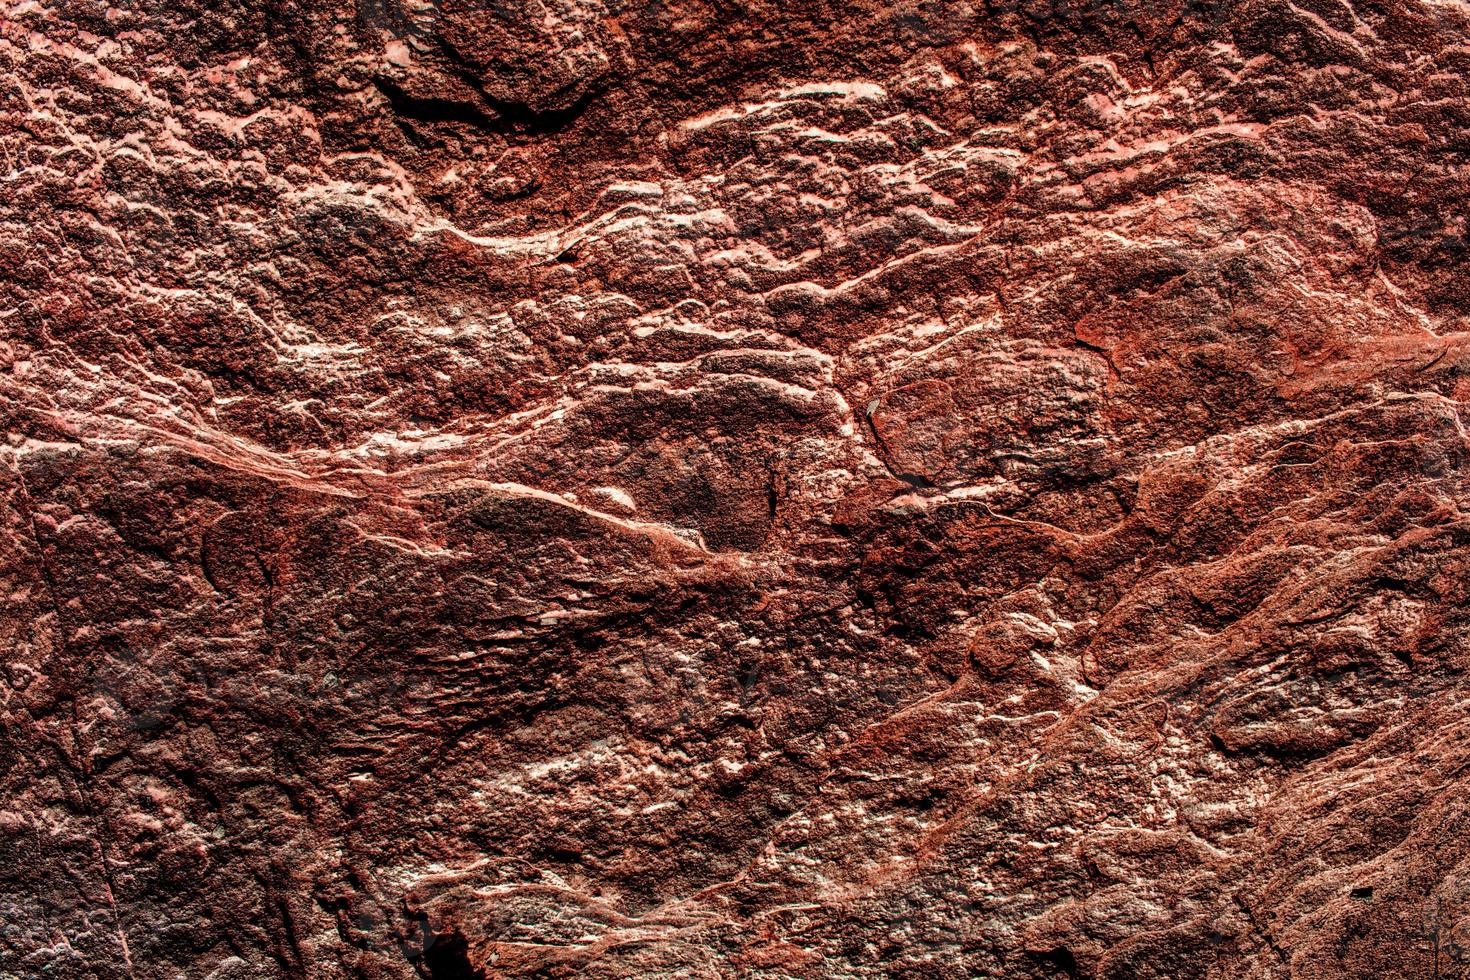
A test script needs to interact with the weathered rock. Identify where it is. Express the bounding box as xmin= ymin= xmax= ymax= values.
xmin=5 ymin=0 xmax=1470 ymax=976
